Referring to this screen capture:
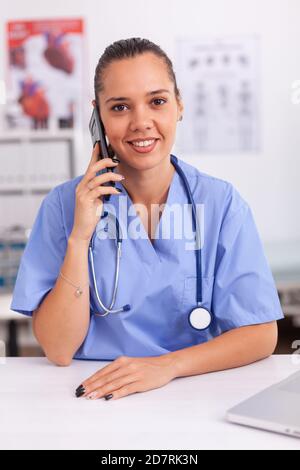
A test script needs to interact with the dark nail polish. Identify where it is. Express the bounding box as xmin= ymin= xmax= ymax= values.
xmin=75 ymin=384 xmax=84 ymax=393
xmin=104 ymin=394 xmax=113 ymax=401
xmin=76 ymin=389 xmax=85 ymax=398
xmin=116 ymin=188 xmax=123 ymax=193
xmin=112 ymin=158 xmax=120 ymax=163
